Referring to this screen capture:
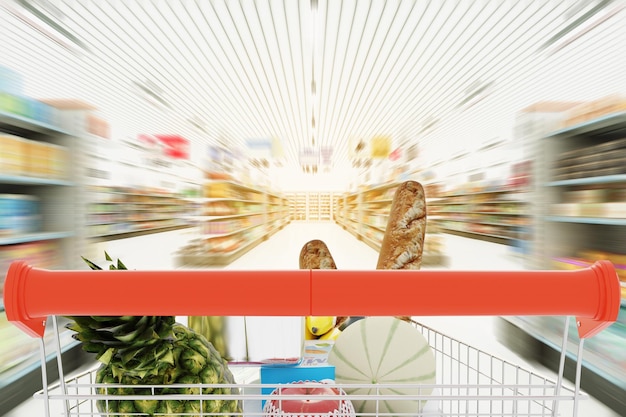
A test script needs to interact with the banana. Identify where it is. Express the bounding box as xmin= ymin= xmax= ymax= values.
xmin=306 ymin=316 xmax=336 ymax=337
xmin=299 ymin=241 xmax=339 ymax=340
xmin=304 ymin=324 xmax=317 ymax=340
xmin=319 ymin=327 xmax=342 ymax=341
